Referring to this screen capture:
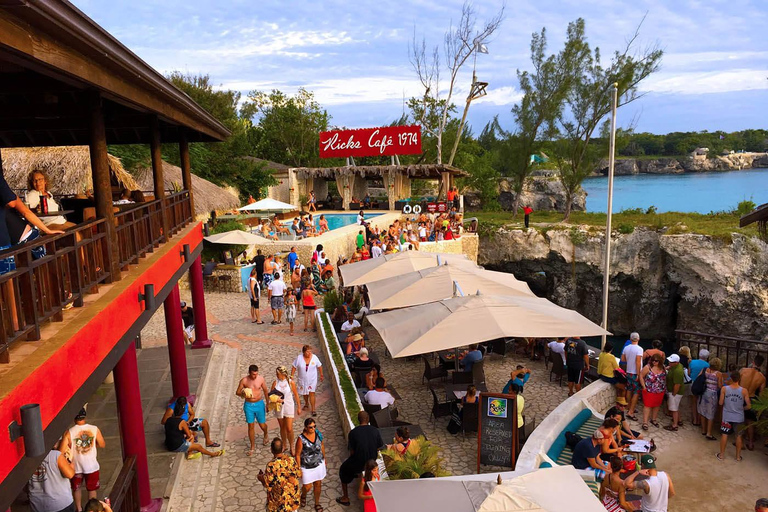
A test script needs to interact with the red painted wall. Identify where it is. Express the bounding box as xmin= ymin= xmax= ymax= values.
xmin=0 ymin=224 xmax=203 ymax=483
